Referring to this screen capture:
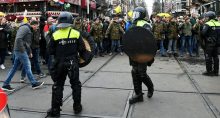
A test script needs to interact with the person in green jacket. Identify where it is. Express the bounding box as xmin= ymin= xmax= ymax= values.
xmin=105 ymin=15 xmax=125 ymax=56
